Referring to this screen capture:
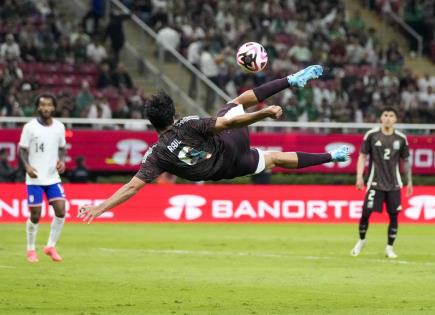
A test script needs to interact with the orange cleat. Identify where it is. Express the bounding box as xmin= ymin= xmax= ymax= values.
xmin=27 ymin=250 xmax=39 ymax=263
xmin=43 ymin=247 xmax=62 ymax=262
